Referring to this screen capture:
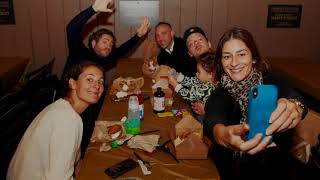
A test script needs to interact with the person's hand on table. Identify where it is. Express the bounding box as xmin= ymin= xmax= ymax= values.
xmin=92 ymin=0 xmax=114 ymax=13
xmin=136 ymin=17 xmax=150 ymax=37
xmin=213 ymin=123 xmax=272 ymax=155
xmin=266 ymin=98 xmax=303 ymax=135
xmin=168 ymin=72 xmax=178 ymax=88
xmin=191 ymin=101 xmax=205 ymax=115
